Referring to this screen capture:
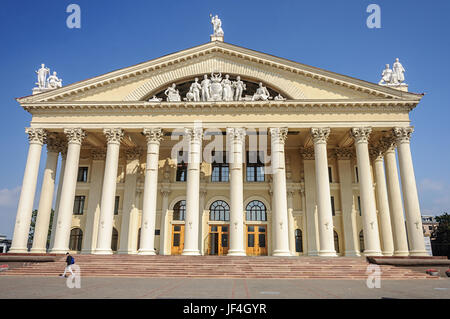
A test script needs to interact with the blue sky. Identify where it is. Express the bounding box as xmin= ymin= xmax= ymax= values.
xmin=0 ymin=0 xmax=449 ymax=237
